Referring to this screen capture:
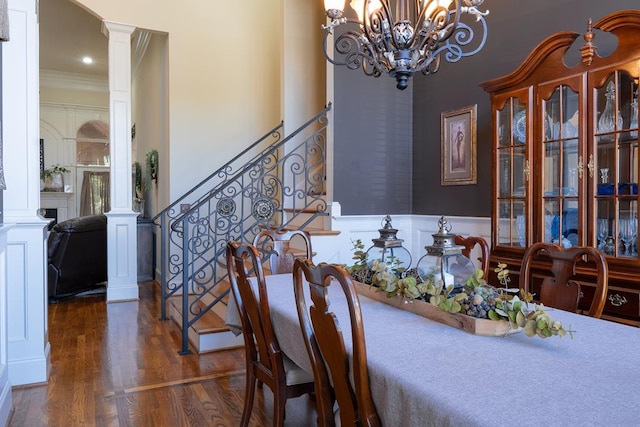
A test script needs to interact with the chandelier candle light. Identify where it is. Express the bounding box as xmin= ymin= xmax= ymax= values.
xmin=321 ymin=0 xmax=489 ymax=89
